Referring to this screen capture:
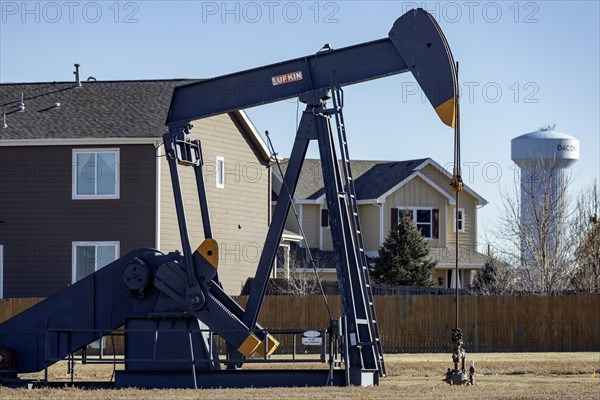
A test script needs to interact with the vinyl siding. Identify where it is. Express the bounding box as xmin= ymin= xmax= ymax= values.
xmin=447 ymin=195 xmax=477 ymax=246
xmin=283 ymin=205 xmax=301 ymax=235
xmin=320 ymin=204 xmax=380 ymax=252
xmin=301 ymin=205 xmax=320 ymax=249
xmin=420 ymin=163 xmax=479 ymax=247
xmin=159 ymin=113 xmax=270 ymax=295
xmin=0 ymin=145 xmax=156 ymax=297
xmin=421 ymin=164 xmax=454 ymax=197
xmin=358 ymin=204 xmax=381 ymax=252
xmin=384 ymin=176 xmax=448 ymax=248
